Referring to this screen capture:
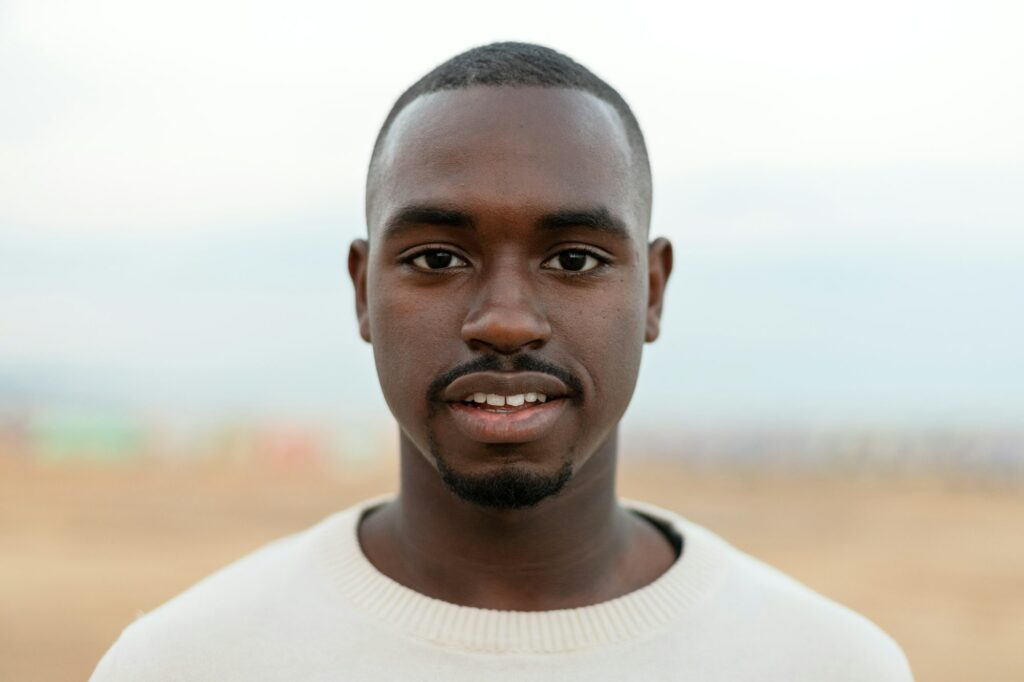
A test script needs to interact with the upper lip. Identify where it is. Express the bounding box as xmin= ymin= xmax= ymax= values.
xmin=441 ymin=371 xmax=572 ymax=403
